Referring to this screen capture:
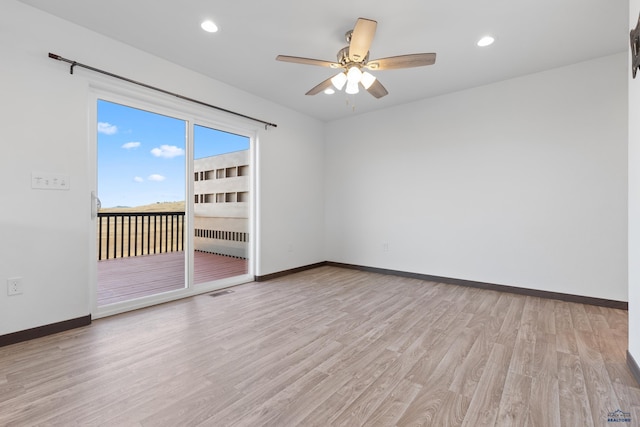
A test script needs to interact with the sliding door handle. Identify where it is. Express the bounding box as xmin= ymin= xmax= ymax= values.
xmin=91 ymin=191 xmax=101 ymax=219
